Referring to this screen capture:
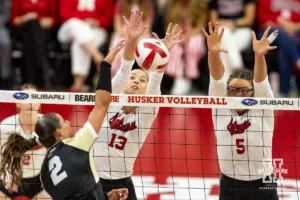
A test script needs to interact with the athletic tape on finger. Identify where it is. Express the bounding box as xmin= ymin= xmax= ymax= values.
xmin=267 ymin=32 xmax=277 ymax=44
